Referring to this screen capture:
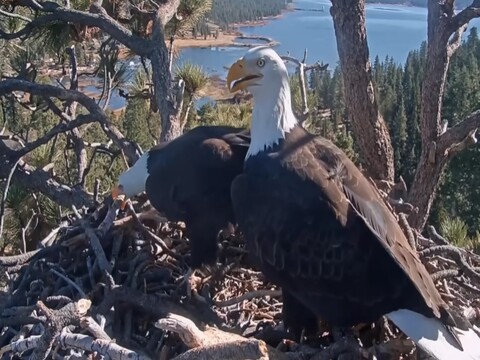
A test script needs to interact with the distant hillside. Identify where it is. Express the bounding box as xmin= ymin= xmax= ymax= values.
xmin=366 ymin=0 xmax=471 ymax=9
xmin=207 ymin=0 xmax=292 ymax=29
